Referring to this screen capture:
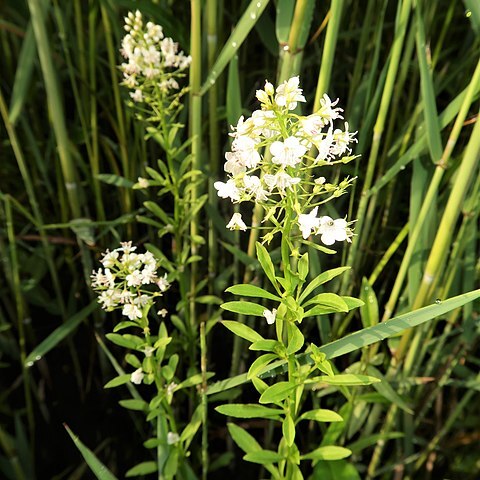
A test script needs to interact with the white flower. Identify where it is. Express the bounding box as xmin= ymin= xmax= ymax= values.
xmin=129 ymin=89 xmax=143 ymax=102
xmin=122 ymin=303 xmax=142 ymax=320
xmin=224 ymin=151 xmax=246 ymax=176
xmin=263 ymin=308 xmax=277 ymax=325
xmin=157 ymin=308 xmax=168 ymax=318
xmin=270 ymin=136 xmax=307 ymax=167
xmin=263 ymin=172 xmax=300 ymax=194
xmin=140 ymin=265 xmax=157 ymax=284
xmin=318 ymin=94 xmax=343 ymax=125
xmin=144 ymin=346 xmax=155 ymax=357
xmin=243 ymin=175 xmax=269 ymax=202
xmin=167 ymin=432 xmax=180 ymax=445
xmin=232 ymin=135 xmax=261 ymax=169
xmin=157 ymin=274 xmax=170 ymax=292
xmin=226 ymin=213 xmax=247 ymax=231
xmin=131 ymin=368 xmax=144 ymax=384
xmin=331 ymin=122 xmax=357 ymax=156
xmin=214 ymin=179 xmax=241 ymax=201
xmin=126 ymin=270 xmax=143 ymax=287
xmin=314 ymin=128 xmax=335 ymax=161
xmin=314 ymin=177 xmax=326 ymax=185
xmin=275 ymin=76 xmax=306 ymax=109
xmin=136 ymin=177 xmax=149 ymax=188
xmin=101 ymin=250 xmax=119 ymax=268
xmin=317 ymin=216 xmax=352 ymax=245
xmin=298 ymin=207 xmax=321 ymax=240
